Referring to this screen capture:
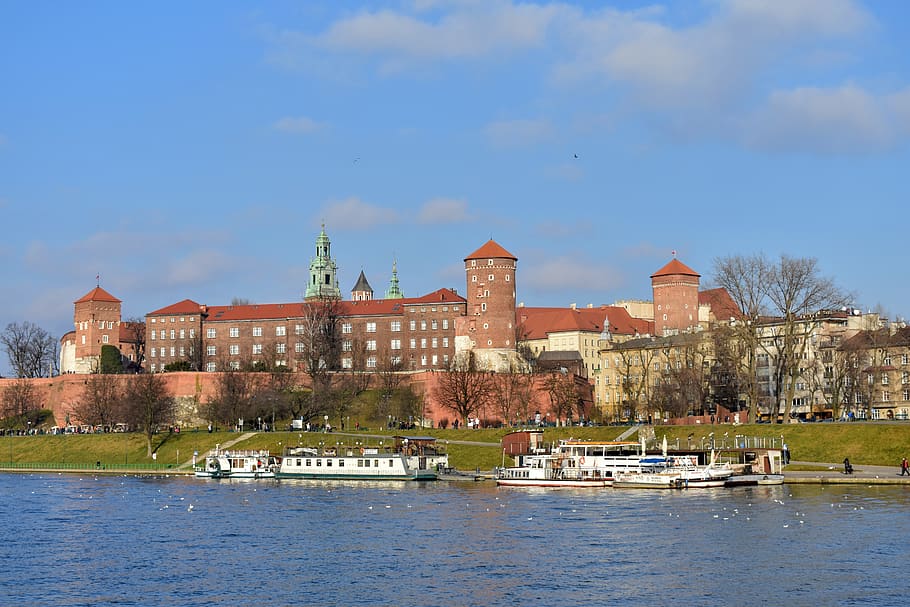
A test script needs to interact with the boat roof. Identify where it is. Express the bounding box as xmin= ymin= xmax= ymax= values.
xmin=560 ymin=440 xmax=640 ymax=446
